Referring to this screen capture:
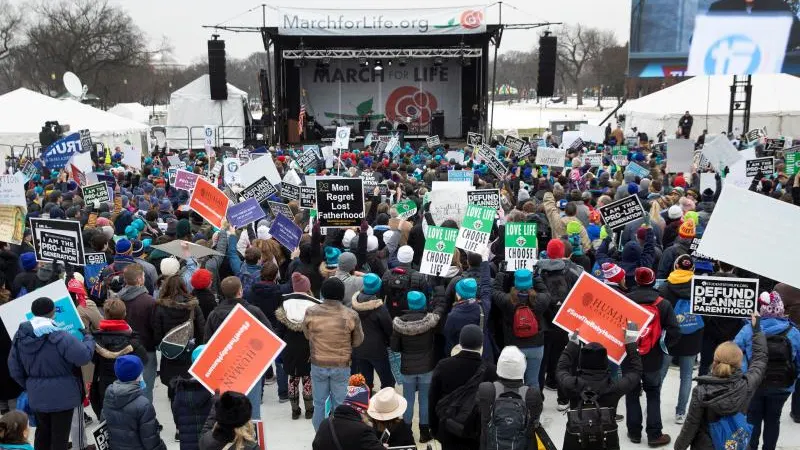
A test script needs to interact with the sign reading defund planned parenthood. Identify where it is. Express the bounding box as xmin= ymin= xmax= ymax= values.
xmin=316 ymin=177 xmax=365 ymax=227
xmin=598 ymin=195 xmax=645 ymax=230
xmin=691 ymin=276 xmax=760 ymax=319
xmin=467 ymin=189 xmax=501 ymax=210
